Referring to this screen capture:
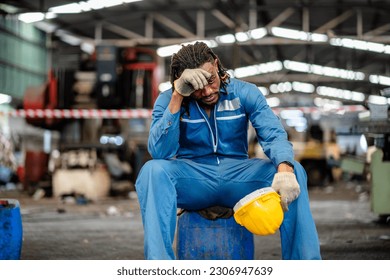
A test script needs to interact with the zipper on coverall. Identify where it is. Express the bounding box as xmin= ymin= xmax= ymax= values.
xmin=195 ymin=102 xmax=220 ymax=164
